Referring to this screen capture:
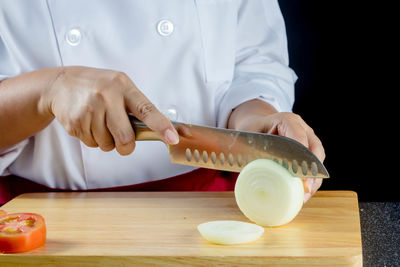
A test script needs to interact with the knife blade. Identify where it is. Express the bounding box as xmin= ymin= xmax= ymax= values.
xmin=130 ymin=117 xmax=329 ymax=178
